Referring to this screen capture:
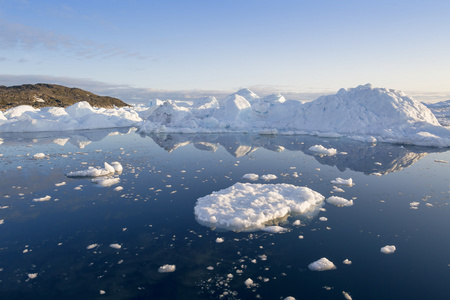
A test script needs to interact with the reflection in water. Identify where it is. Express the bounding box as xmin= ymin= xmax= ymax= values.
xmin=144 ymin=133 xmax=446 ymax=175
